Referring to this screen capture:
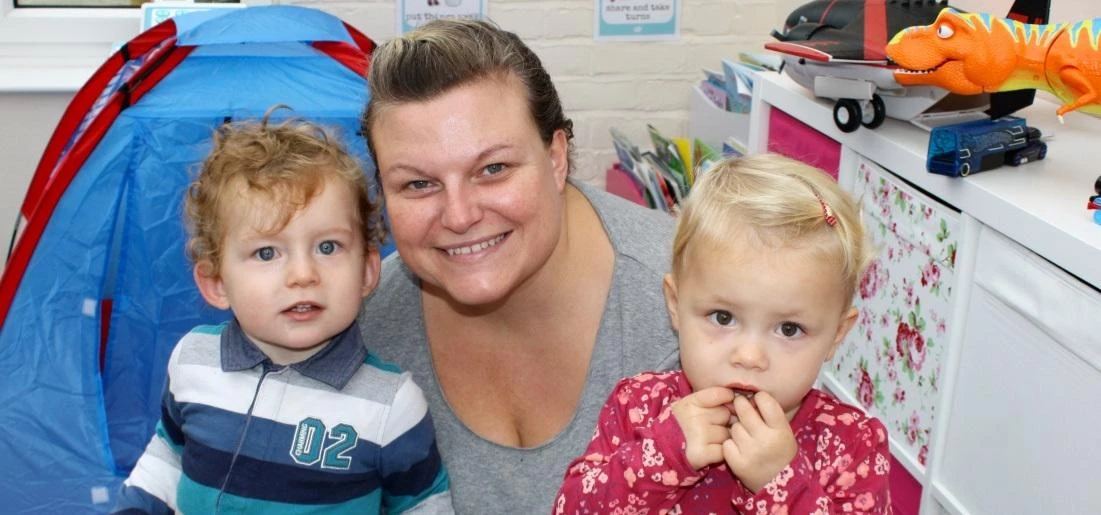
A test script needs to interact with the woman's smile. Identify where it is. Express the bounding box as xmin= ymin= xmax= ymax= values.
xmin=442 ymin=232 xmax=509 ymax=257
